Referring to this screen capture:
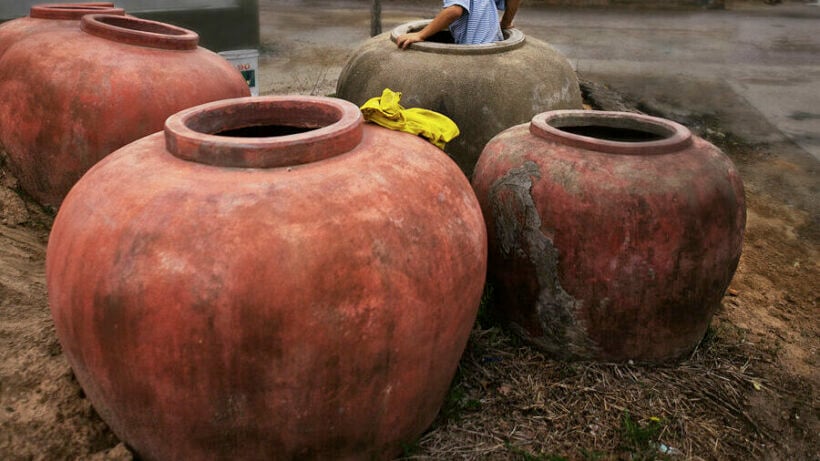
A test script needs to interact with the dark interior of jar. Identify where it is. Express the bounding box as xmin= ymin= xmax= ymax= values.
xmin=186 ymin=103 xmax=339 ymax=139
xmin=550 ymin=116 xmax=673 ymax=143
xmin=215 ymin=125 xmax=315 ymax=137
xmin=427 ymin=30 xmax=455 ymax=44
xmin=558 ymin=125 xmax=666 ymax=142
xmin=53 ymin=6 xmax=107 ymax=9
xmin=406 ymin=24 xmax=454 ymax=43
xmin=95 ymin=15 xmax=189 ymax=36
